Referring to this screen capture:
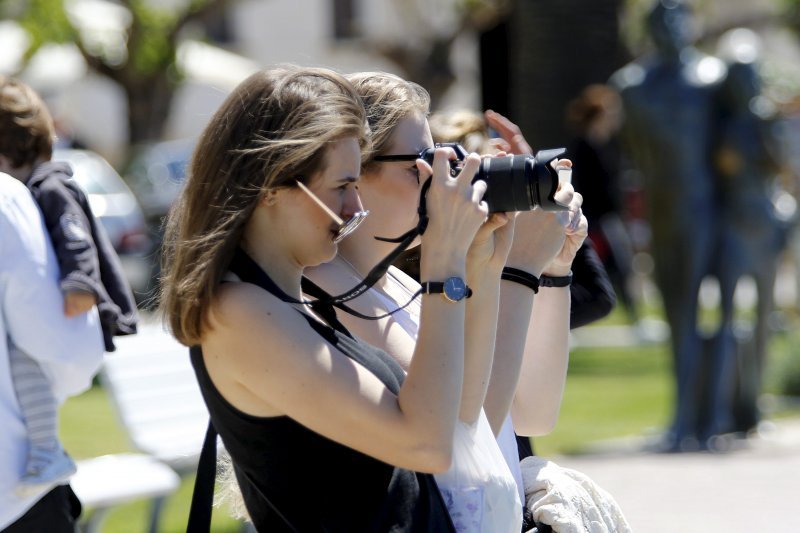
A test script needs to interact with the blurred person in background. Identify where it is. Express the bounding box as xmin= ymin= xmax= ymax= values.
xmin=711 ymin=34 xmax=788 ymax=436
xmin=565 ymin=84 xmax=638 ymax=324
xmin=0 ymin=173 xmax=104 ymax=531
xmin=0 ymin=76 xmax=137 ymax=498
xmin=610 ymin=0 xmax=727 ymax=450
